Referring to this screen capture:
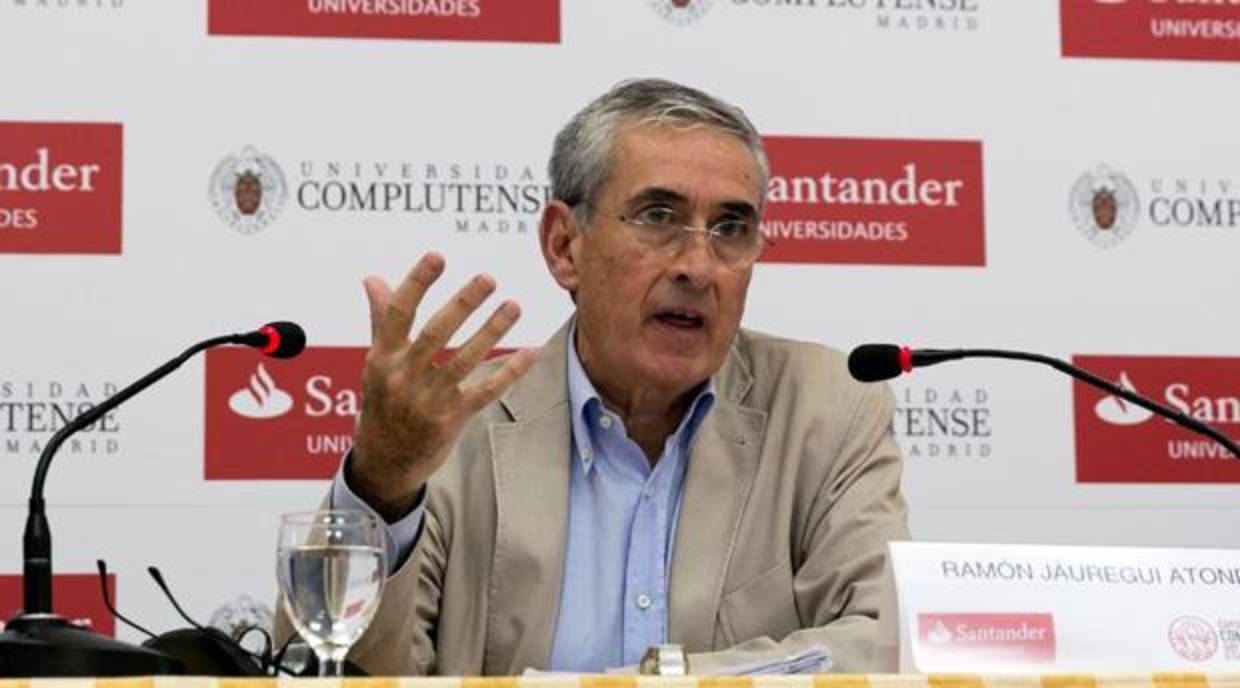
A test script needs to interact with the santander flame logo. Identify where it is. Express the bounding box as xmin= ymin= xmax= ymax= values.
xmin=1094 ymin=372 xmax=1155 ymax=426
xmin=228 ymin=363 xmax=293 ymax=419
xmin=926 ymin=620 xmax=954 ymax=644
